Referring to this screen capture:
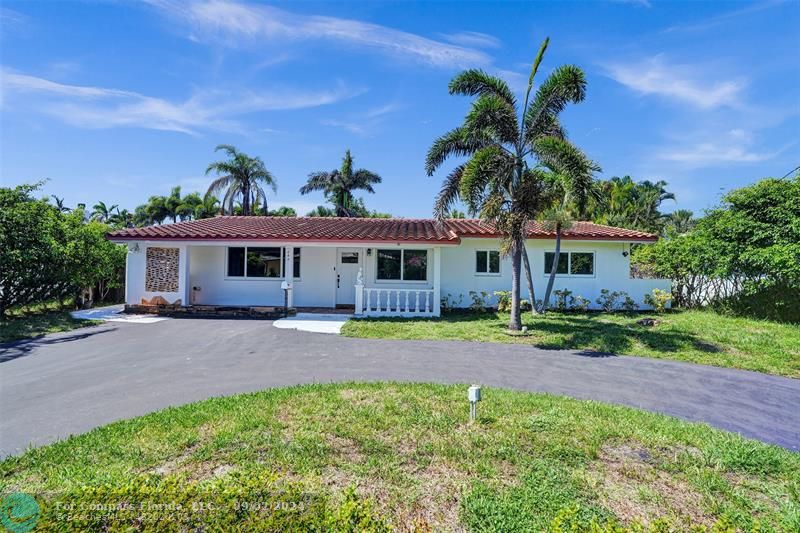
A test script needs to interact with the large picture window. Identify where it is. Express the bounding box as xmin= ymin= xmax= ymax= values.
xmin=227 ymin=246 xmax=301 ymax=279
xmin=543 ymin=251 xmax=594 ymax=276
xmin=376 ymin=249 xmax=428 ymax=281
xmin=475 ymin=250 xmax=500 ymax=274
